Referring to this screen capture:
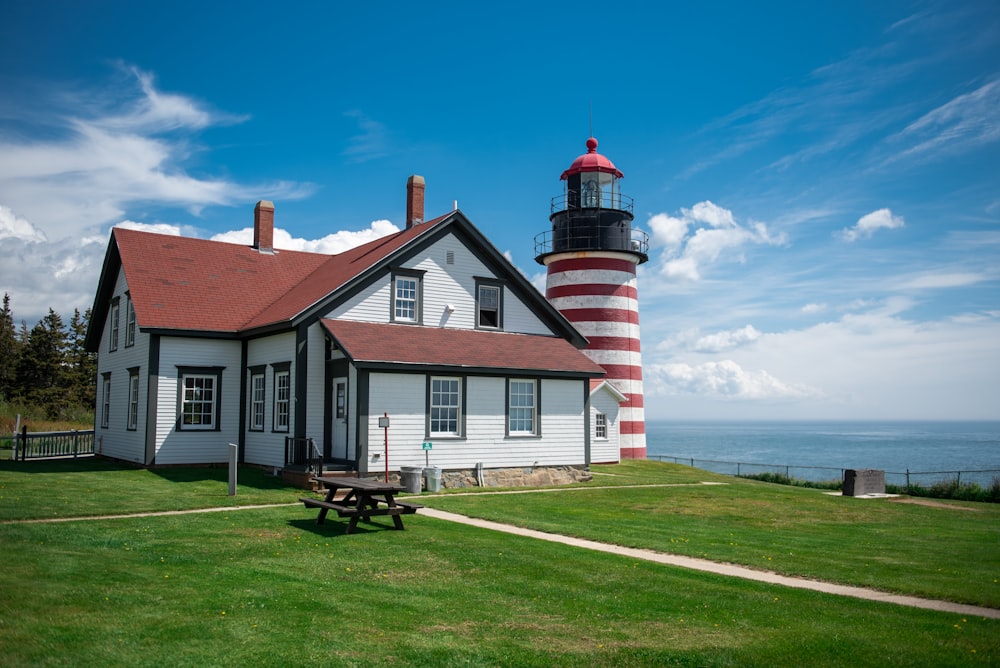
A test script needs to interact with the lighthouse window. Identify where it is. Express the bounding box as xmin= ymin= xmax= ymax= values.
xmin=476 ymin=282 xmax=502 ymax=329
xmin=391 ymin=271 xmax=422 ymax=323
